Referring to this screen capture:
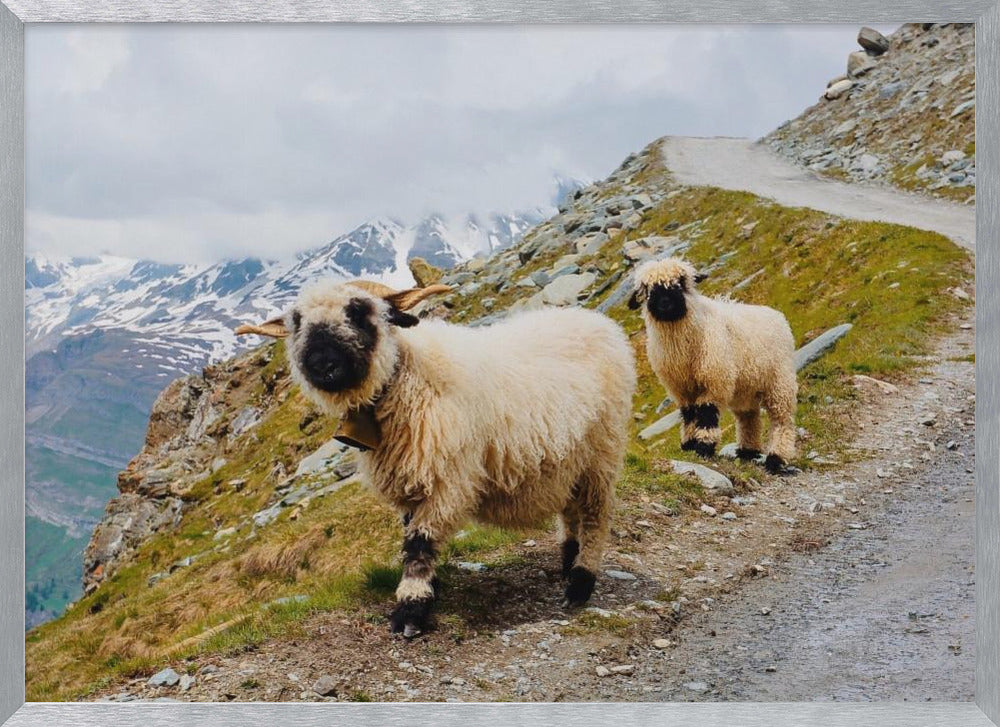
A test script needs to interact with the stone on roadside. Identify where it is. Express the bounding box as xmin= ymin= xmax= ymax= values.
xmin=148 ymin=668 xmax=181 ymax=688
xmin=312 ymin=675 xmax=338 ymax=697
xmin=605 ymin=569 xmax=637 ymax=581
xmin=670 ymin=460 xmax=735 ymax=495
xmin=653 ymin=638 xmax=671 ymax=649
